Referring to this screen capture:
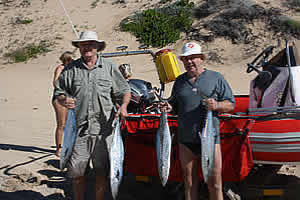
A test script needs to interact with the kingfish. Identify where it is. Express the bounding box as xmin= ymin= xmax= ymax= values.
xmin=109 ymin=118 xmax=124 ymax=200
xmin=60 ymin=109 xmax=77 ymax=170
xmin=200 ymin=110 xmax=216 ymax=183
xmin=156 ymin=111 xmax=172 ymax=186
